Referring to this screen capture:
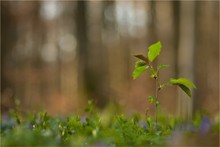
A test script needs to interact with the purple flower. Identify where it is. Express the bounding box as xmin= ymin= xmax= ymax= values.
xmin=29 ymin=124 xmax=35 ymax=129
xmin=2 ymin=115 xmax=9 ymax=122
xmin=199 ymin=115 xmax=210 ymax=135
xmin=81 ymin=117 xmax=86 ymax=124
xmin=56 ymin=135 xmax=62 ymax=142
